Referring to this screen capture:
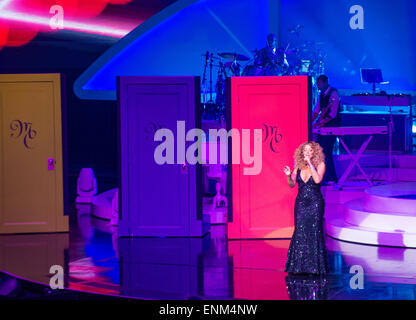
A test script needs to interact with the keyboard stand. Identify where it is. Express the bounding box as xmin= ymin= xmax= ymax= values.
xmin=336 ymin=136 xmax=374 ymax=190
